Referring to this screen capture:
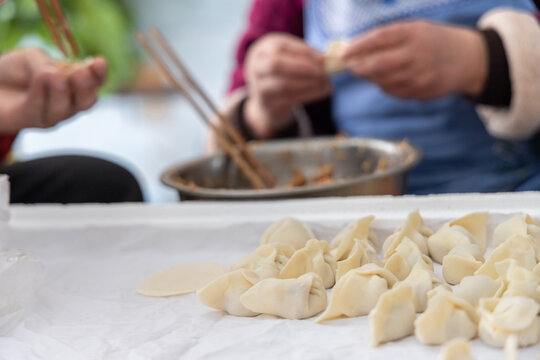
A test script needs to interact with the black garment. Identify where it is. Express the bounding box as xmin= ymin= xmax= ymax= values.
xmin=0 ymin=155 xmax=143 ymax=204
